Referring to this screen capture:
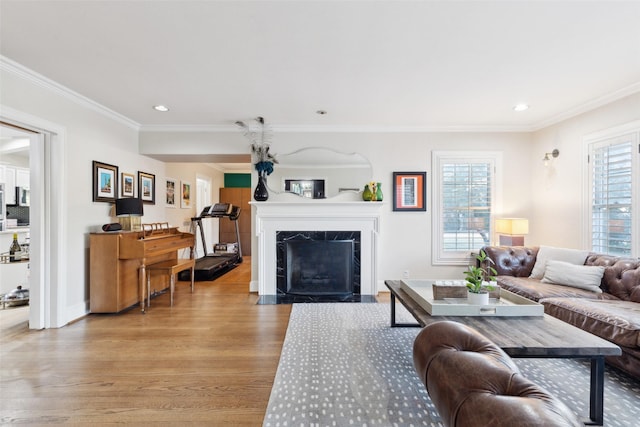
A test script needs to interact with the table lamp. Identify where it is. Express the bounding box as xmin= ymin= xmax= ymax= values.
xmin=495 ymin=218 xmax=529 ymax=246
xmin=115 ymin=198 xmax=144 ymax=231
